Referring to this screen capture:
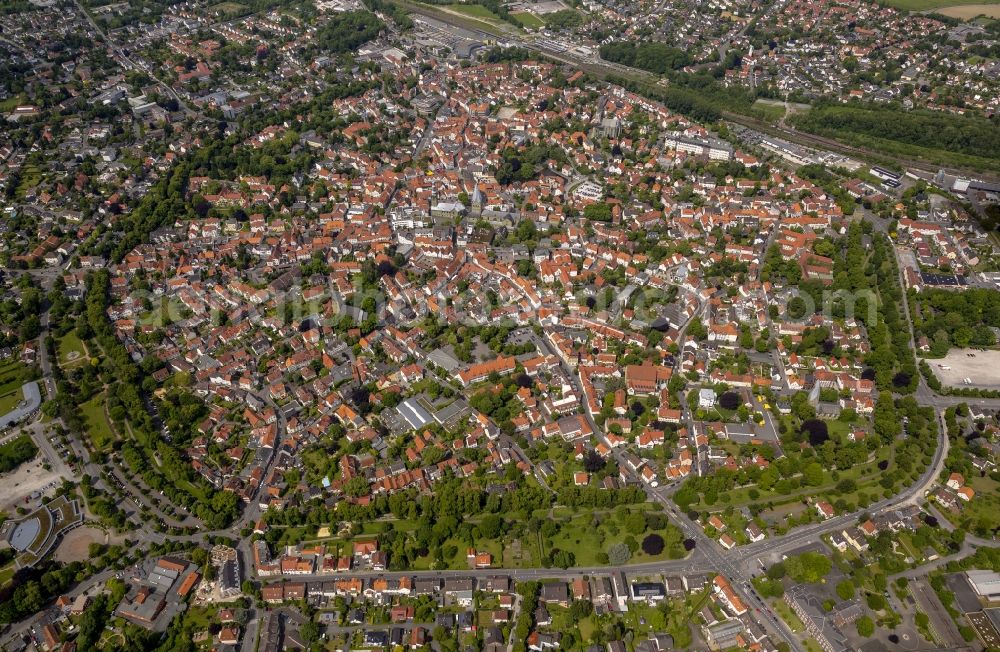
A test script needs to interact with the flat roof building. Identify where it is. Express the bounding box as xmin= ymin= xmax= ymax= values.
xmin=967 ymin=570 xmax=1000 ymax=600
